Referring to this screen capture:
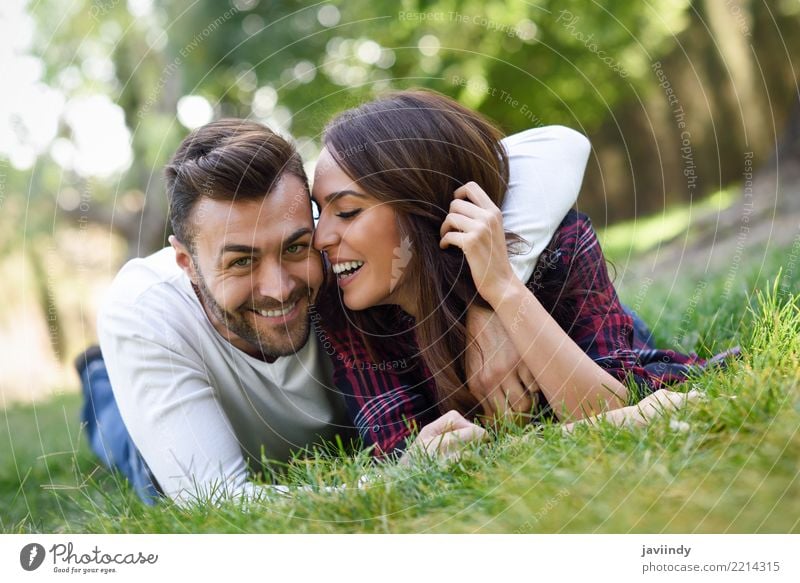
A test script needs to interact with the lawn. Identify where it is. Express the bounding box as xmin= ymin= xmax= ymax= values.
xmin=2 ymin=219 xmax=799 ymax=533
